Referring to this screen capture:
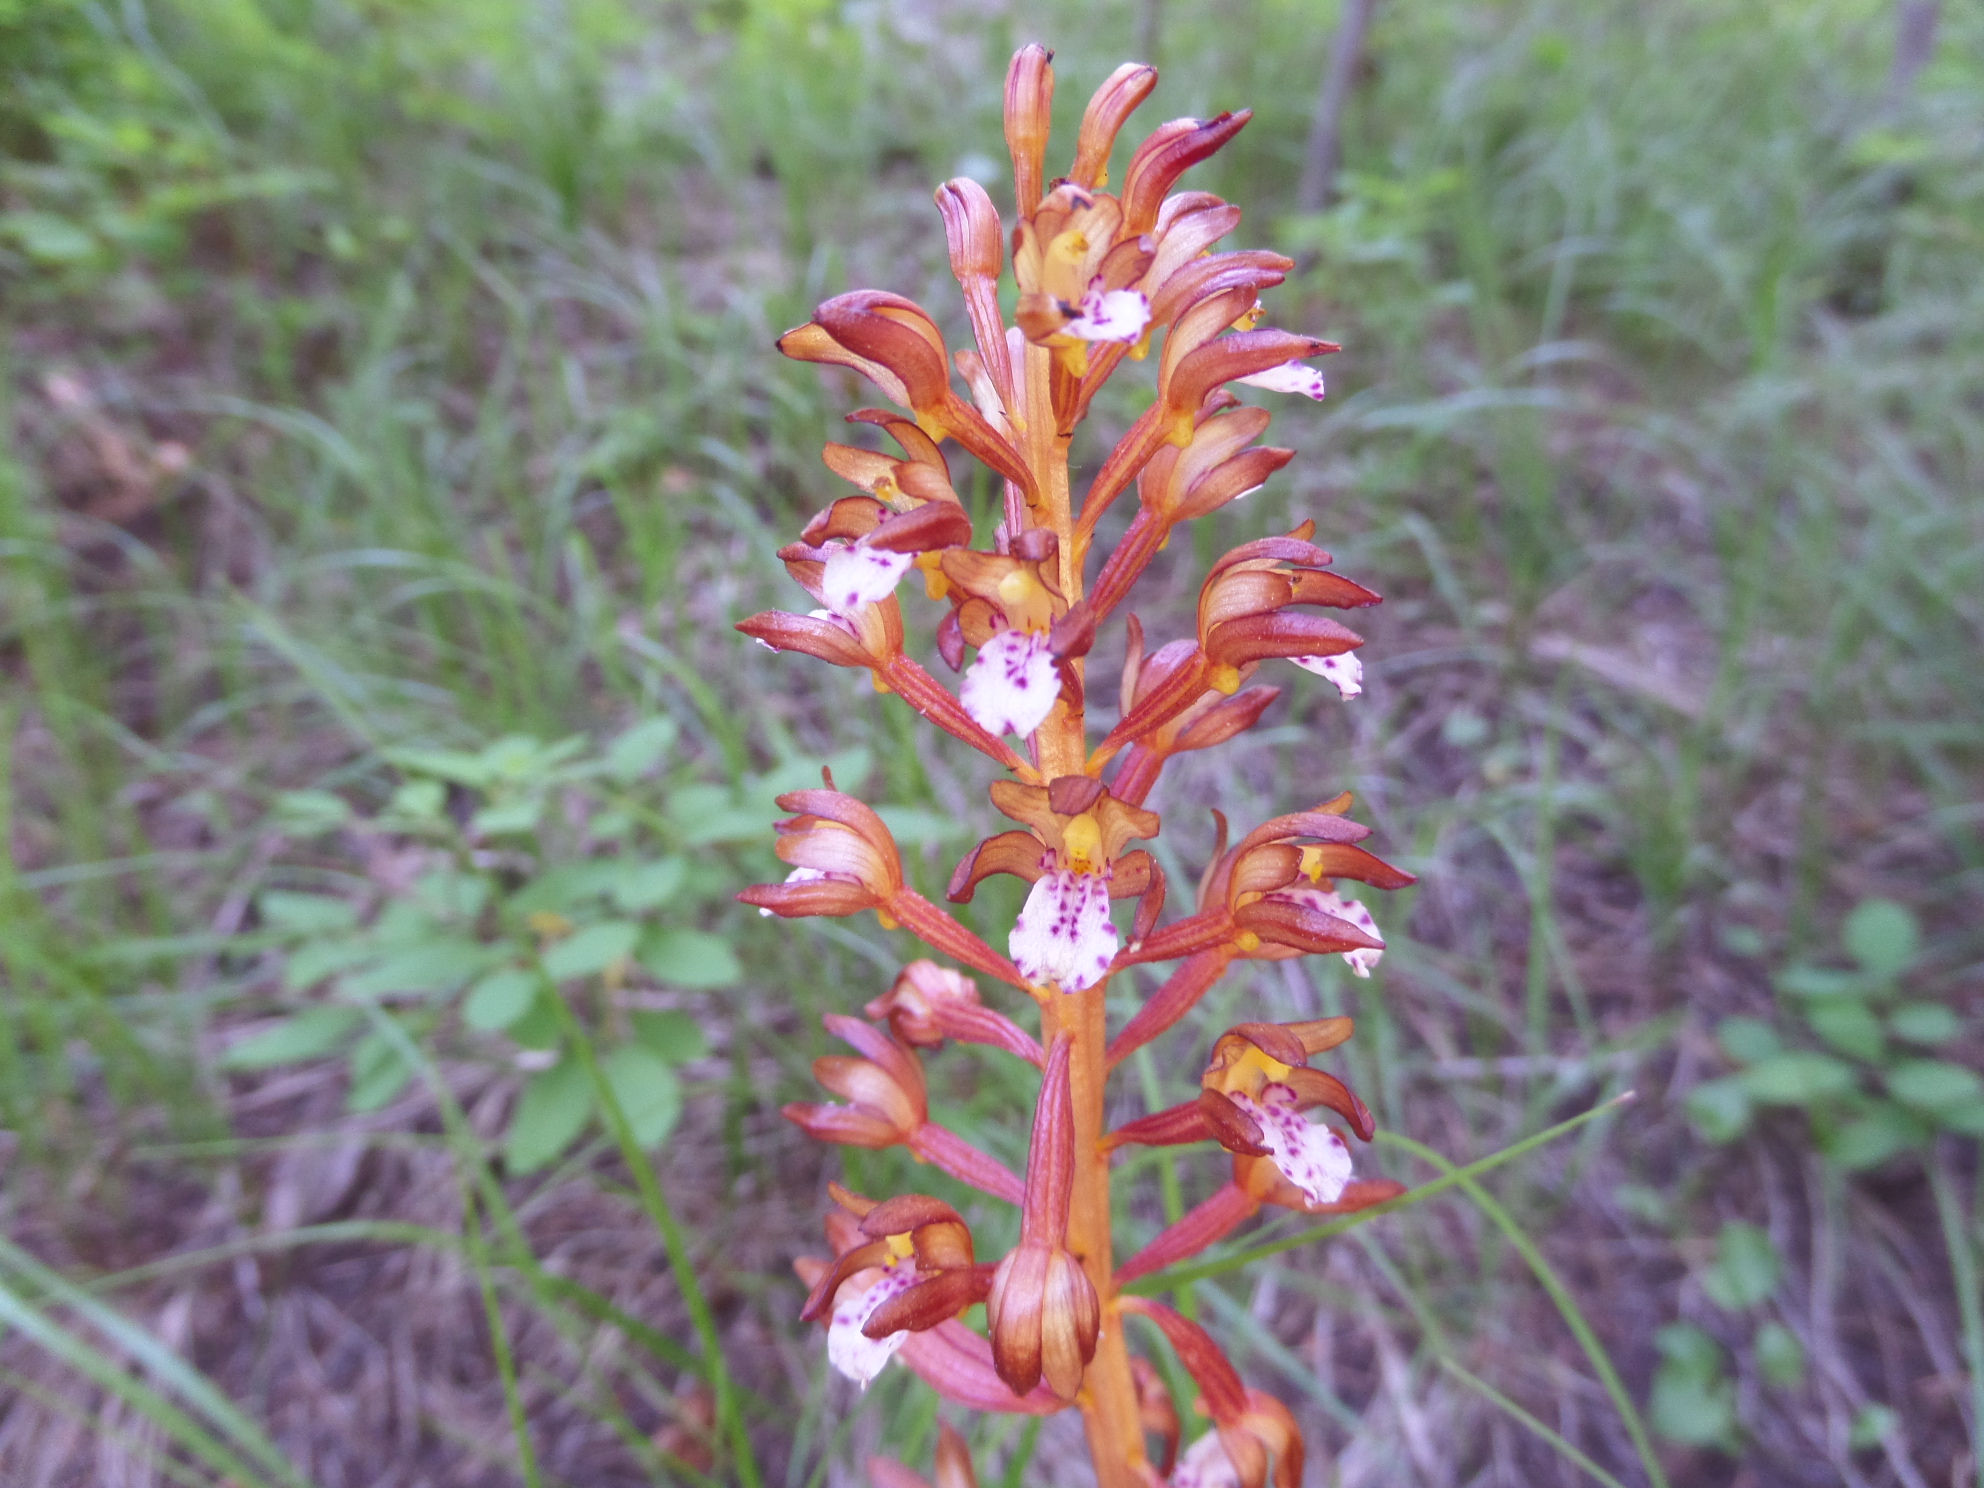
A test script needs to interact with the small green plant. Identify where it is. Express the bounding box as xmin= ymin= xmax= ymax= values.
xmin=1650 ymin=1321 xmax=1737 ymax=1451
xmin=1688 ymin=899 xmax=1977 ymax=1167
xmin=222 ymin=719 xmax=757 ymax=1173
xmin=1651 ymin=1219 xmax=1798 ymax=1450
xmin=1660 ymin=898 xmax=1972 ymax=1456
